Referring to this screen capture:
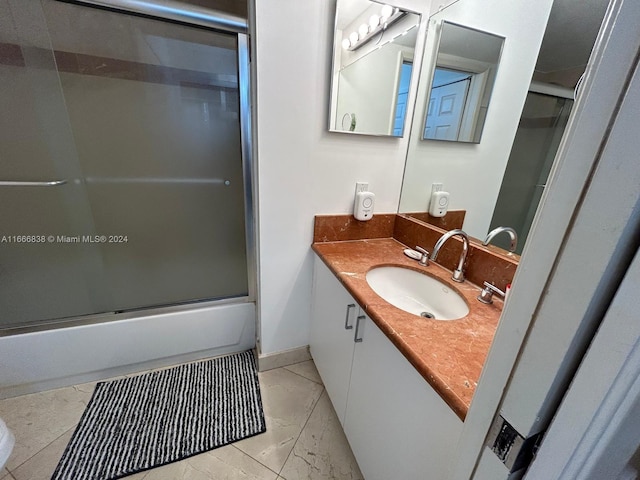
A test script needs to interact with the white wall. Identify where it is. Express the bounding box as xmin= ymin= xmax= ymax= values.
xmin=337 ymin=44 xmax=406 ymax=135
xmin=254 ymin=0 xmax=430 ymax=355
xmin=398 ymin=0 xmax=554 ymax=238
